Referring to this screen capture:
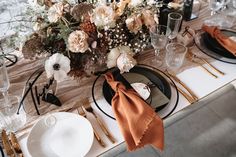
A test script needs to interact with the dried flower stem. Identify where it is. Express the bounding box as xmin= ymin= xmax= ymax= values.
xmin=0 ymin=20 xmax=36 ymax=25
xmin=61 ymin=17 xmax=70 ymax=28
